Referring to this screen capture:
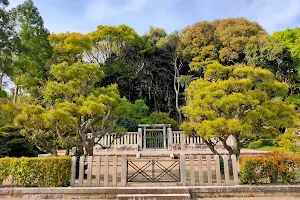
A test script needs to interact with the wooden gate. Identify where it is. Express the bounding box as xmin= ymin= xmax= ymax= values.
xmin=127 ymin=159 xmax=180 ymax=182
